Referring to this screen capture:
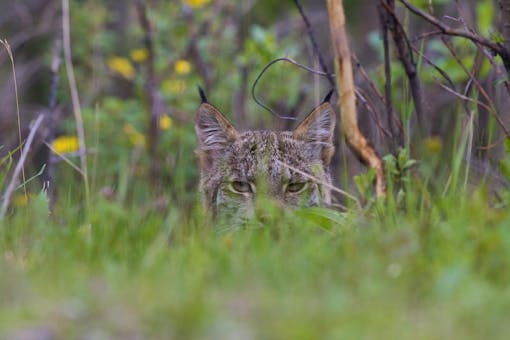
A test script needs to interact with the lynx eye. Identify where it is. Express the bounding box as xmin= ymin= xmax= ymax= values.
xmin=229 ymin=181 xmax=253 ymax=194
xmin=286 ymin=182 xmax=307 ymax=193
